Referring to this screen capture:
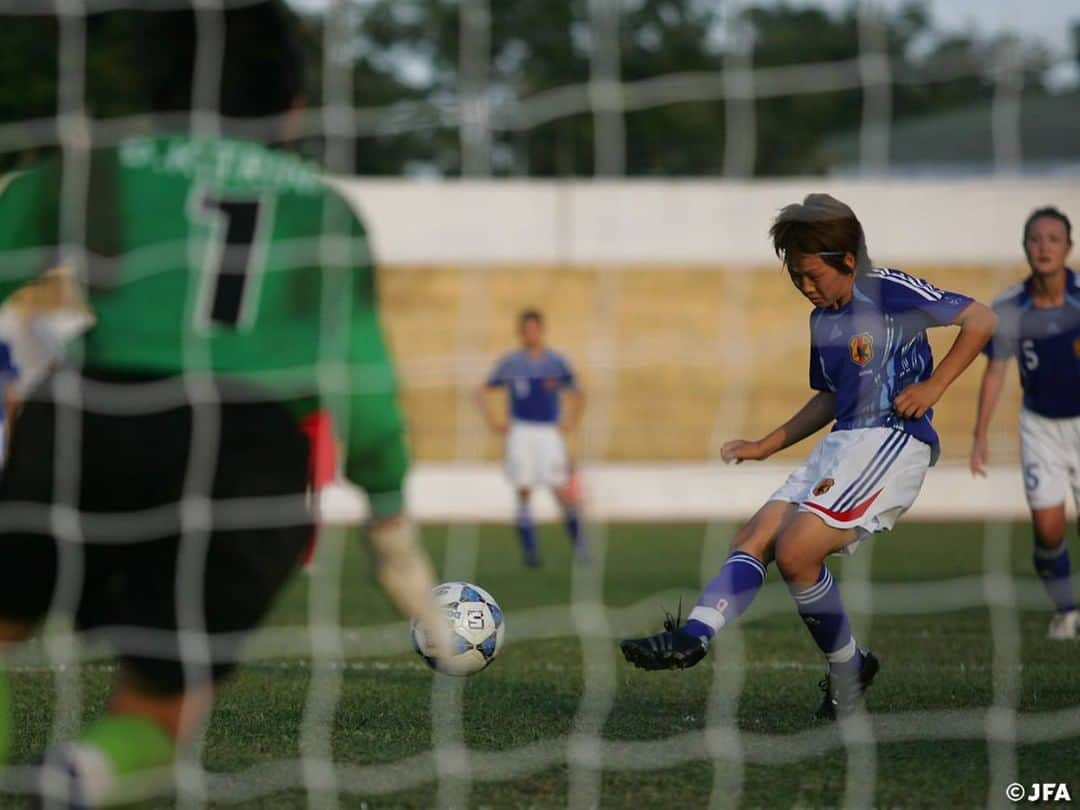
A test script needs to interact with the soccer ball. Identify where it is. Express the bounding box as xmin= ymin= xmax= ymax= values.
xmin=411 ymin=581 xmax=505 ymax=676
